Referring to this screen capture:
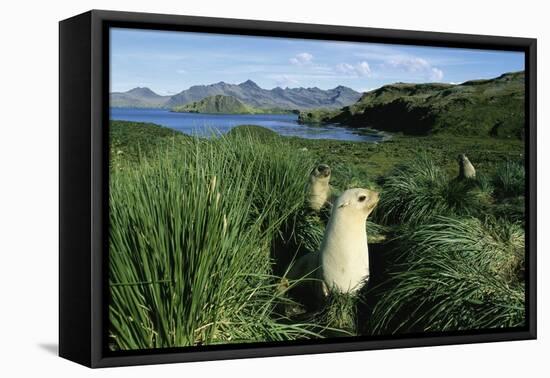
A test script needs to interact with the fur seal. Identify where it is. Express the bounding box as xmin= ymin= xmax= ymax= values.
xmin=457 ymin=154 xmax=476 ymax=179
xmin=288 ymin=188 xmax=379 ymax=298
xmin=307 ymin=164 xmax=332 ymax=211
xmin=320 ymin=188 xmax=379 ymax=293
